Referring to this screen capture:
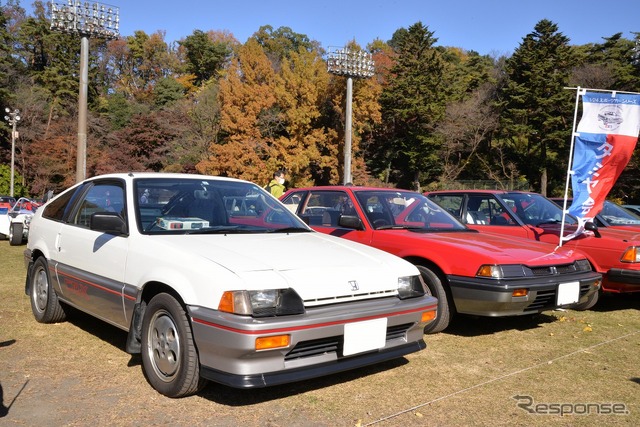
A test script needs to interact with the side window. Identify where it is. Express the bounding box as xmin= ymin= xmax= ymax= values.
xmin=430 ymin=195 xmax=463 ymax=219
xmin=486 ymin=198 xmax=515 ymax=225
xmin=42 ymin=189 xmax=76 ymax=221
xmin=466 ymin=196 xmax=491 ymax=224
xmin=300 ymin=191 xmax=349 ymax=227
xmin=281 ymin=191 xmax=307 ymax=214
xmin=72 ymin=183 xmax=125 ymax=228
xmin=465 ymin=195 xmax=515 ymax=225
